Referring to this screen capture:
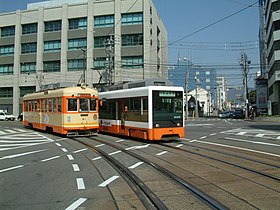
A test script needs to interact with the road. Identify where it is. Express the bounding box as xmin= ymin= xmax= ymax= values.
xmin=0 ymin=119 xmax=279 ymax=209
